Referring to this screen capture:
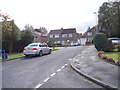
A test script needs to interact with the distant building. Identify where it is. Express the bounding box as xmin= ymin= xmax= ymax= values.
xmin=78 ymin=26 xmax=97 ymax=45
xmin=84 ymin=26 xmax=96 ymax=42
xmin=48 ymin=28 xmax=78 ymax=46
xmin=33 ymin=31 xmax=48 ymax=43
